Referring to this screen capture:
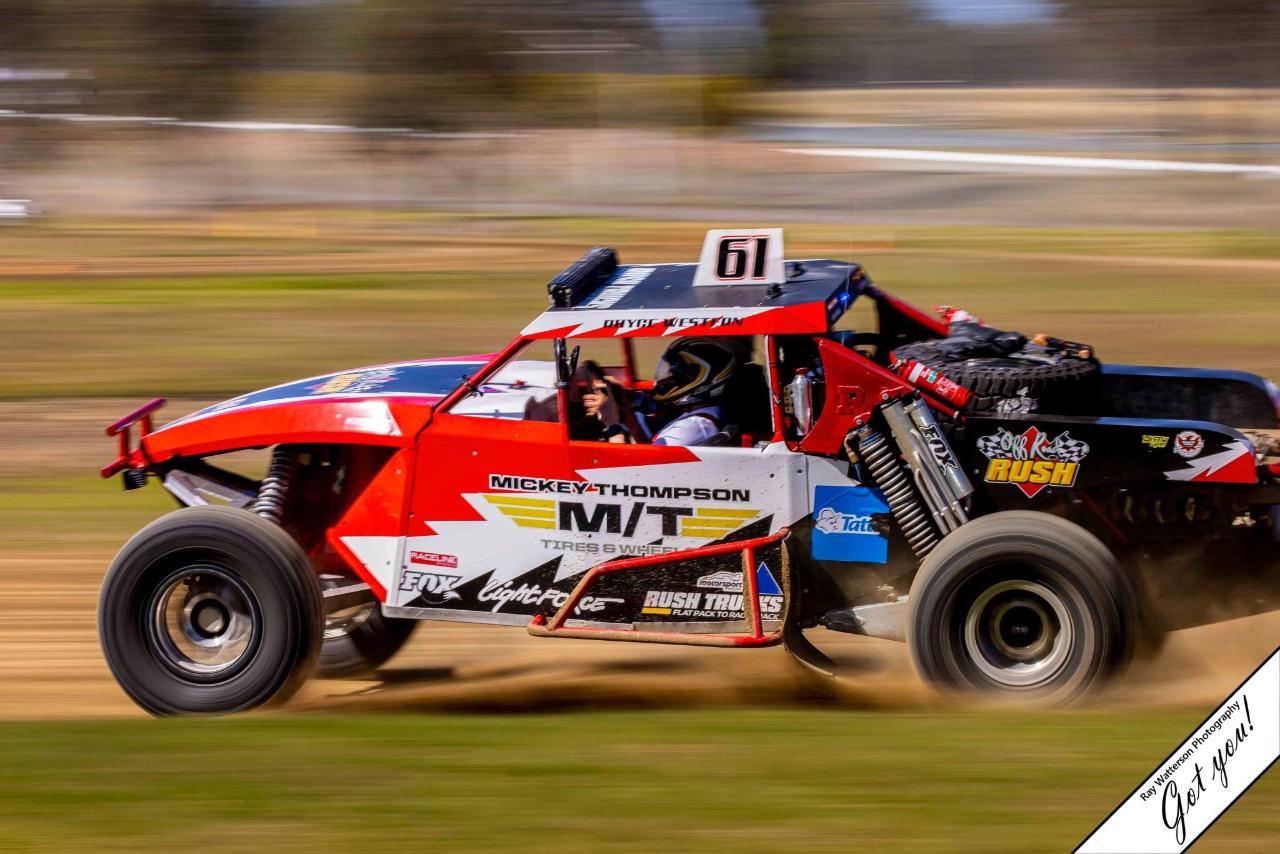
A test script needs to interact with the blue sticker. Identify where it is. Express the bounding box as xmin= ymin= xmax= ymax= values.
xmin=811 ymin=485 xmax=890 ymax=563
xmin=756 ymin=562 xmax=782 ymax=596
